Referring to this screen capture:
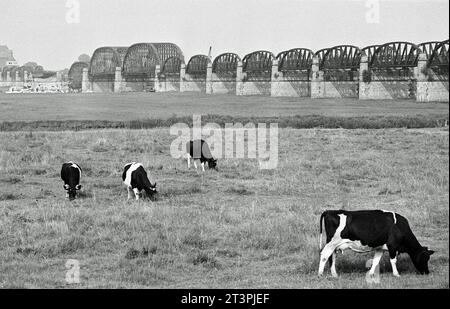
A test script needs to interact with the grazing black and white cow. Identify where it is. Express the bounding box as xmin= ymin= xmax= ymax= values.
xmin=61 ymin=161 xmax=83 ymax=201
xmin=185 ymin=140 xmax=218 ymax=172
xmin=122 ymin=162 xmax=157 ymax=201
xmin=318 ymin=210 xmax=434 ymax=278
